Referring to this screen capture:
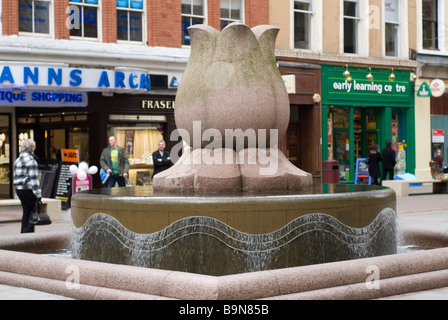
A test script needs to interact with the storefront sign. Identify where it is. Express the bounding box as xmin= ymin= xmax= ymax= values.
xmin=432 ymin=129 xmax=445 ymax=143
xmin=322 ymin=66 xmax=413 ymax=106
xmin=142 ymin=99 xmax=175 ymax=109
xmin=0 ymin=89 xmax=87 ymax=106
xmin=282 ymin=75 xmax=296 ymax=94
xmin=430 ymin=79 xmax=446 ymax=98
xmin=0 ymin=64 xmax=151 ymax=93
xmin=417 ymin=82 xmax=431 ymax=98
xmin=61 ymin=149 xmax=80 ymax=163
